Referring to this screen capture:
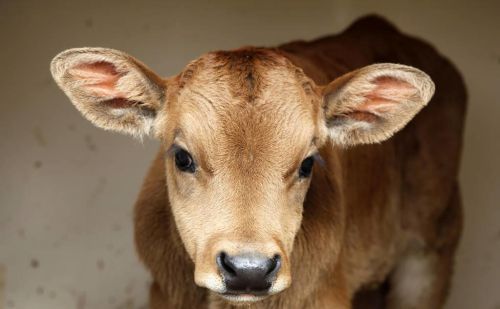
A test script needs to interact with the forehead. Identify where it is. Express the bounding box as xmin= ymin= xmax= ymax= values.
xmin=166 ymin=49 xmax=320 ymax=169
